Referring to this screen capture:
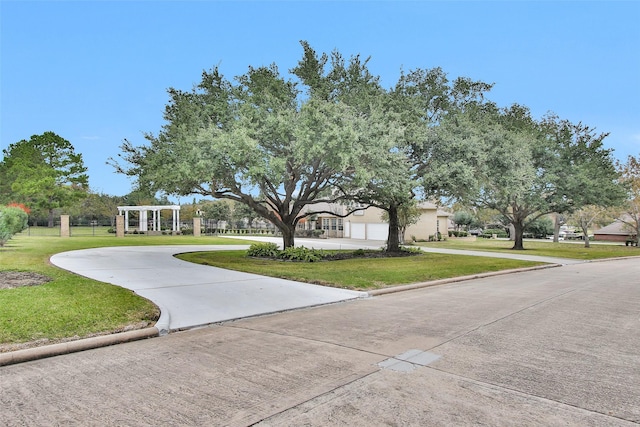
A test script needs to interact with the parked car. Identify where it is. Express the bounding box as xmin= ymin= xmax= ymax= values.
xmin=546 ymin=235 xmax=564 ymax=241
xmin=468 ymin=228 xmax=483 ymax=236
